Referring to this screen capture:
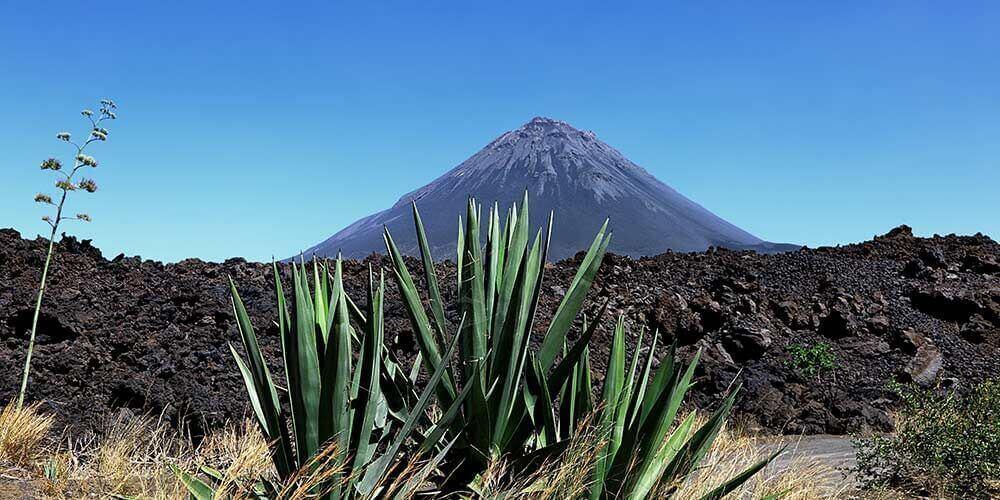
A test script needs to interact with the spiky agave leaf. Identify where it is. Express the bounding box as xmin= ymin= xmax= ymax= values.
xmin=585 ymin=318 xmax=777 ymax=499
xmin=184 ymin=258 xmax=452 ymax=499
xmin=385 ymin=192 xmax=612 ymax=478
